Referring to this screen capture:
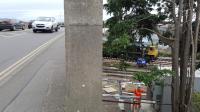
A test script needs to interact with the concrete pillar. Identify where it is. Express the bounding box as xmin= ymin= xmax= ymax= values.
xmin=64 ymin=0 xmax=103 ymax=112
